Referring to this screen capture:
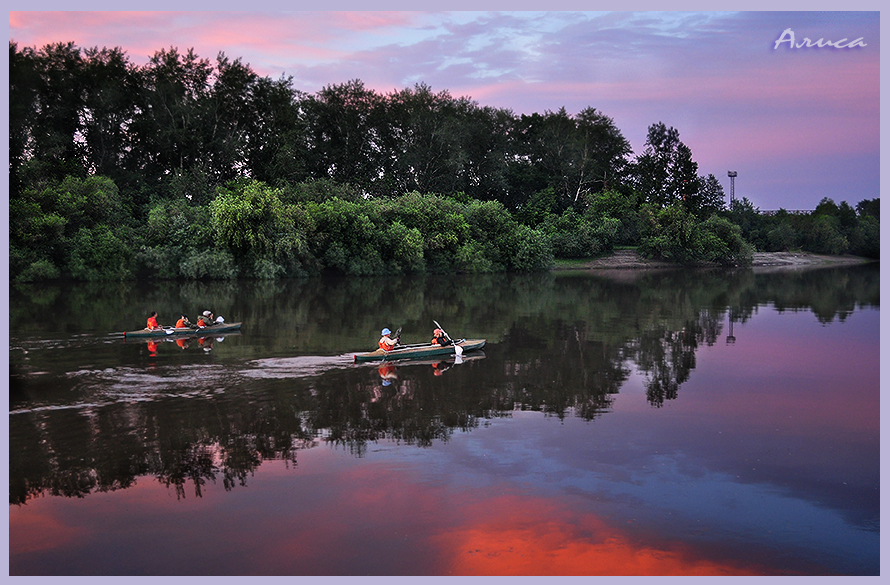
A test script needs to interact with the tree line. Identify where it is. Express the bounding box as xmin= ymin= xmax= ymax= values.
xmin=8 ymin=41 xmax=879 ymax=281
